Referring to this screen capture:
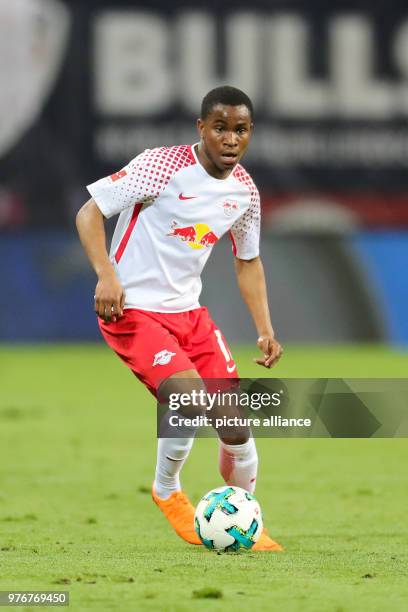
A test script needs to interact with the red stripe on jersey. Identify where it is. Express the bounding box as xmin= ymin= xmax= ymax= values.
xmin=115 ymin=203 xmax=143 ymax=263
xmin=229 ymin=231 xmax=237 ymax=256
xmin=186 ymin=144 xmax=197 ymax=166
